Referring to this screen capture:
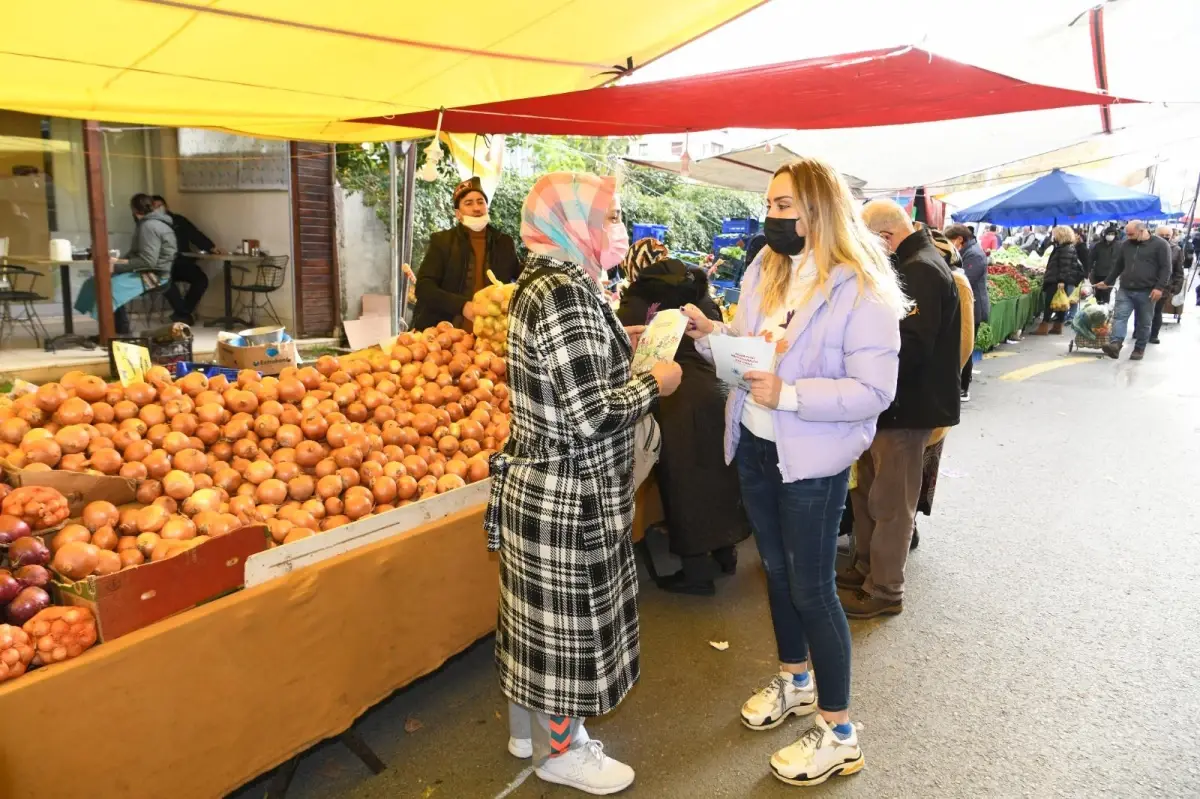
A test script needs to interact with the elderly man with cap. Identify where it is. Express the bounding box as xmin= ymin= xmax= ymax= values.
xmin=412 ymin=177 xmax=521 ymax=330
